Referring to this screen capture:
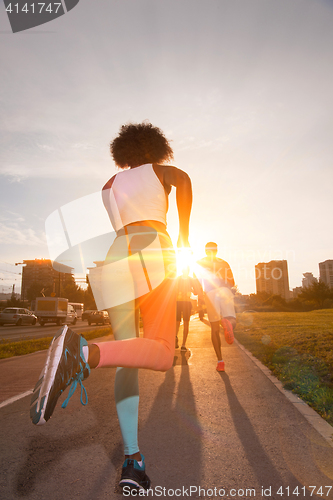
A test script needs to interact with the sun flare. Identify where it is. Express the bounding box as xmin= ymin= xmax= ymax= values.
xmin=176 ymin=247 xmax=195 ymax=276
